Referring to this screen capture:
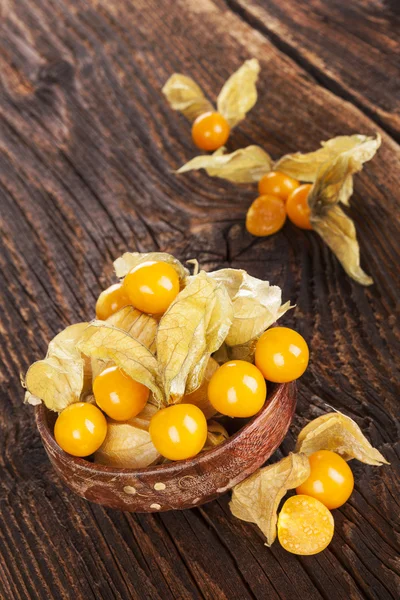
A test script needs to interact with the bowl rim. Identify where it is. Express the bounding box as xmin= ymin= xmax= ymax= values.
xmin=35 ymin=381 xmax=294 ymax=478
